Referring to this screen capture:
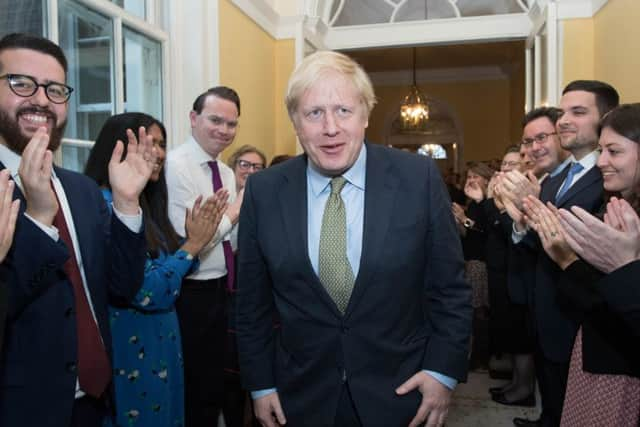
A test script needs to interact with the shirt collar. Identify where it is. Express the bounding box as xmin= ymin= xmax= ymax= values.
xmin=187 ymin=135 xmax=219 ymax=166
xmin=308 ymin=143 xmax=367 ymax=197
xmin=0 ymin=142 xmax=22 ymax=180
xmin=569 ymin=150 xmax=599 ymax=171
xmin=550 ymin=157 xmax=572 ymax=178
